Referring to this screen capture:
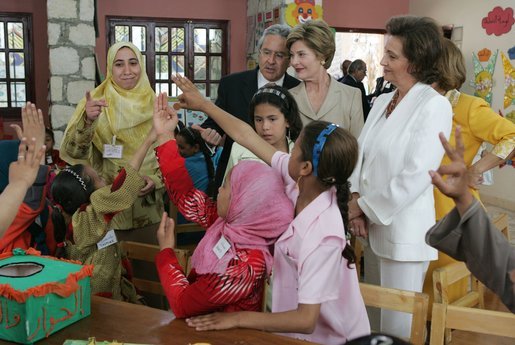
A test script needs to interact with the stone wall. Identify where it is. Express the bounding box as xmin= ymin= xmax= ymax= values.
xmin=47 ymin=0 xmax=96 ymax=147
